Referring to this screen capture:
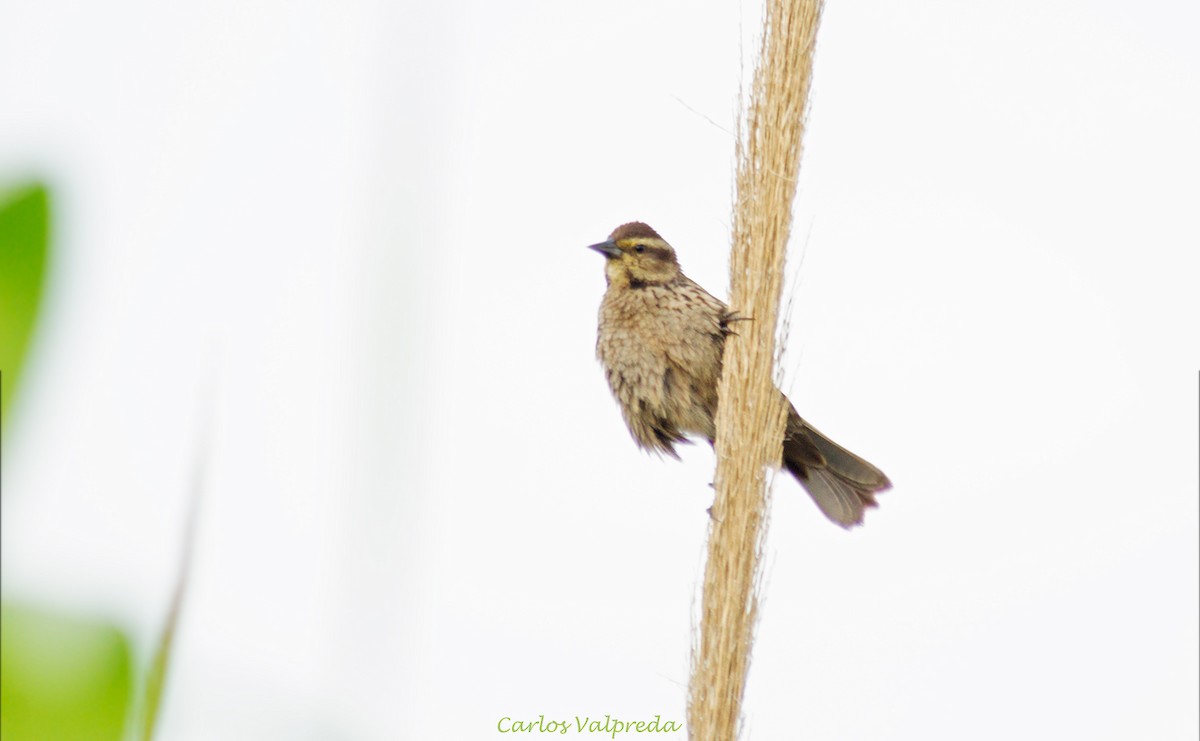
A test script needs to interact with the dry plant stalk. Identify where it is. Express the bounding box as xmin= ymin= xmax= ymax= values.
xmin=687 ymin=0 xmax=823 ymax=738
